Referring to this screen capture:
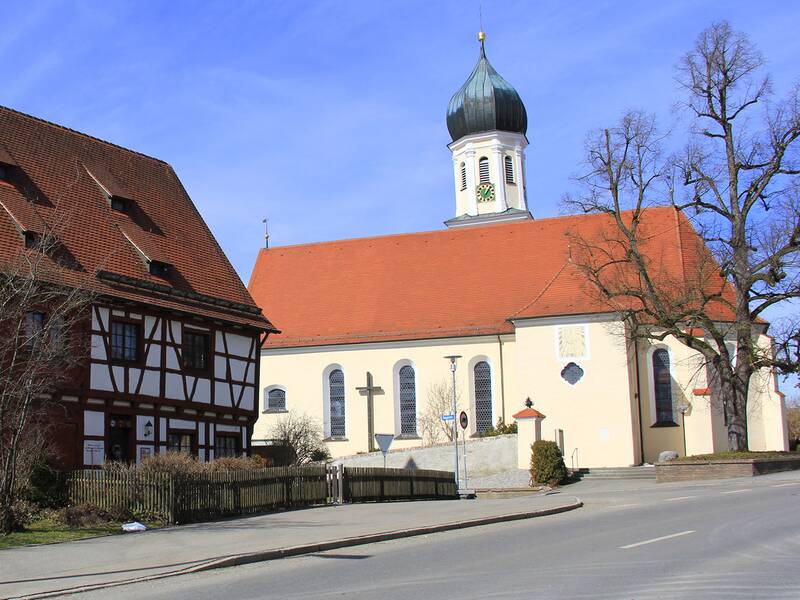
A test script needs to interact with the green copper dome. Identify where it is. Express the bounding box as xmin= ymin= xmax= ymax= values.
xmin=446 ymin=41 xmax=527 ymax=142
